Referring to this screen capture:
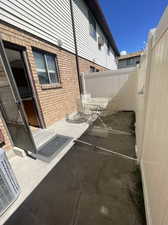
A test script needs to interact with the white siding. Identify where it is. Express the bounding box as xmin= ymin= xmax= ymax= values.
xmin=73 ymin=0 xmax=117 ymax=70
xmin=1 ymin=0 xmax=75 ymax=53
xmin=1 ymin=0 xmax=117 ymax=69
